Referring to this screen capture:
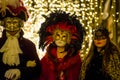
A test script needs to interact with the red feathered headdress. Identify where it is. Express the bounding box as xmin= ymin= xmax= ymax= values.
xmin=38 ymin=10 xmax=86 ymax=51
